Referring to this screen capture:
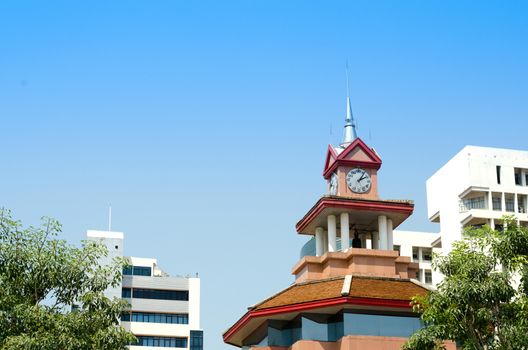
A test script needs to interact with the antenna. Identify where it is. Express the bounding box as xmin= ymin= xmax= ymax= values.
xmin=108 ymin=204 xmax=112 ymax=232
